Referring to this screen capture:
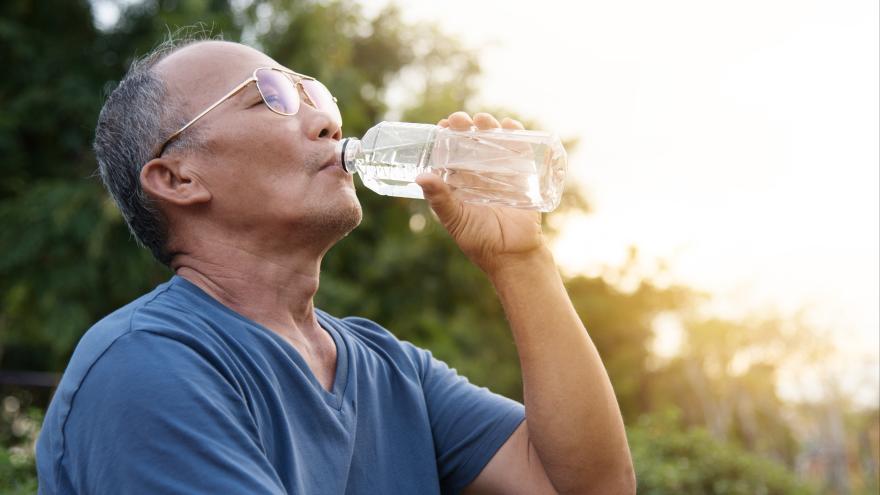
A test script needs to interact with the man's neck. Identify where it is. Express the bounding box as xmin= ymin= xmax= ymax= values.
xmin=170 ymin=234 xmax=328 ymax=349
